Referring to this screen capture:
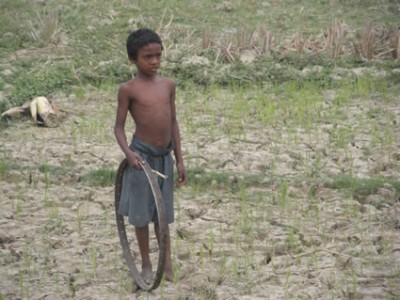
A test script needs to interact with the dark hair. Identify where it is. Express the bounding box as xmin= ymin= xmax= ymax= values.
xmin=126 ymin=28 xmax=163 ymax=61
